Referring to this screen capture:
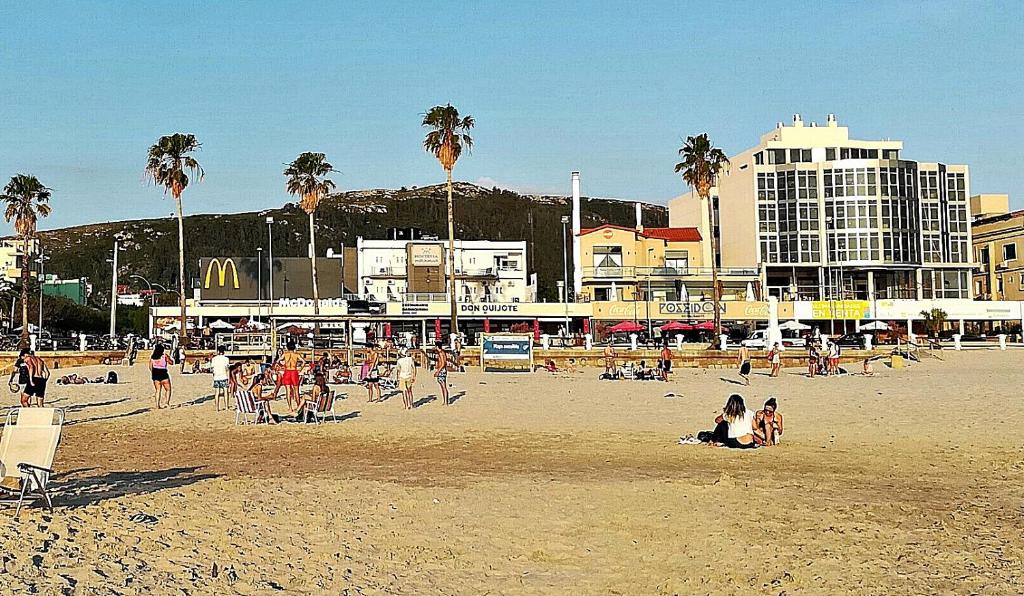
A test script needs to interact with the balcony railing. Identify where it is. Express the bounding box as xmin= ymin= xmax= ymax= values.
xmin=583 ymin=266 xmax=760 ymax=279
